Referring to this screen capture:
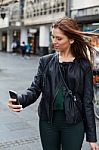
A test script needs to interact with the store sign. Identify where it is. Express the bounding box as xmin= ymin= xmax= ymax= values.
xmin=0 ymin=17 xmax=9 ymax=28
xmin=29 ymin=29 xmax=37 ymax=33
